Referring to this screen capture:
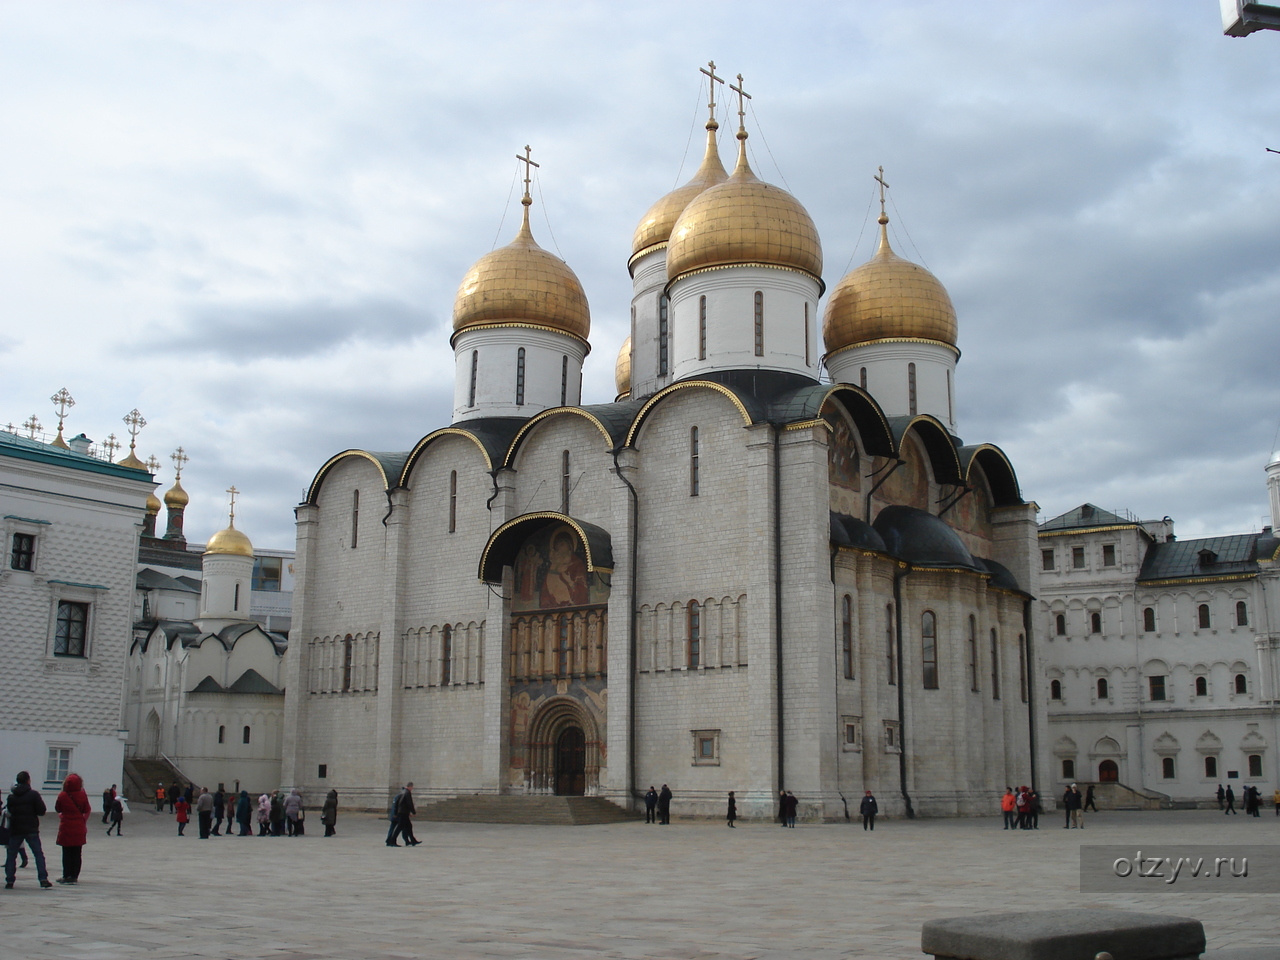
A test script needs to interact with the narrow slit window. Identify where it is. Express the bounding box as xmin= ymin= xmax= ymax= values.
xmin=908 ymin=363 xmax=917 ymax=416
xmin=1055 ymin=613 xmax=1066 ymax=636
xmin=967 ymin=615 xmax=978 ymax=692
xmin=1090 ymin=611 xmax=1101 ymax=634
xmin=1236 ymin=600 xmax=1247 ymax=626
xmin=688 ymin=600 xmax=701 ymax=668
xmin=1143 ymin=607 xmax=1156 ymax=632
xmin=1197 ymin=604 xmax=1210 ymax=629
xmin=946 ymin=369 xmax=953 ymax=422
xmin=1195 ymin=676 xmax=1208 ymax=697
xmin=242 ymin=726 xmax=251 ymax=744
xmin=448 ymin=471 xmax=457 ymax=533
xmin=860 ymin=367 xmax=867 ymax=390
xmin=342 ymin=635 xmax=353 ymax=692
xmin=468 ymin=350 xmax=478 ymax=407
xmin=1018 ymin=634 xmax=1028 ymax=702
xmin=921 ymin=611 xmax=938 ymax=689
xmin=515 ymin=347 xmax=526 ymax=406
xmin=1097 ymin=677 xmax=1108 ymax=699
xmin=990 ymin=628 xmax=1000 ymax=700
xmin=699 ymin=295 xmax=707 ymax=360
xmin=753 ymin=291 xmax=764 ymax=356
xmin=560 ymin=355 xmax=568 ymax=406
xmin=1050 ymin=679 xmax=1062 ymax=700
xmin=441 ymin=625 xmax=453 ymax=685
xmin=558 ymin=617 xmax=570 ymax=677
xmin=351 ymin=489 xmax=359 ymax=549
xmin=561 ymin=450 xmax=571 ymax=513
xmin=804 ymin=302 xmax=811 ymax=366
xmin=842 ymin=595 xmax=854 ymax=679
xmin=233 ymin=582 xmax=240 ymax=612
xmin=689 ymin=426 xmax=700 ymax=496
xmin=659 ymin=294 xmax=669 ymax=375
xmin=886 ymin=604 xmax=896 ymax=685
